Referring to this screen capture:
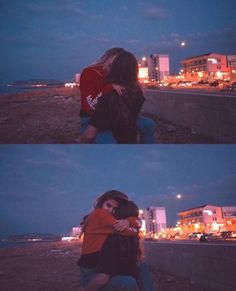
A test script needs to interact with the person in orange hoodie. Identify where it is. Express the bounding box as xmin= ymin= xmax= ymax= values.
xmin=78 ymin=190 xmax=141 ymax=291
